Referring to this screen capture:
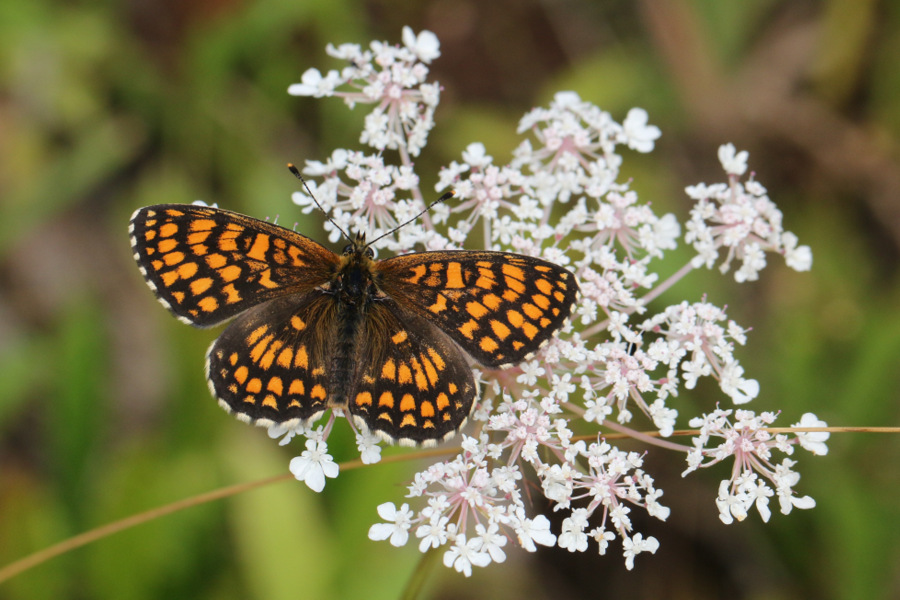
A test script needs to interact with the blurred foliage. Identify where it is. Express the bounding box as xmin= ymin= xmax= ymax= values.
xmin=1 ymin=0 xmax=899 ymax=599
